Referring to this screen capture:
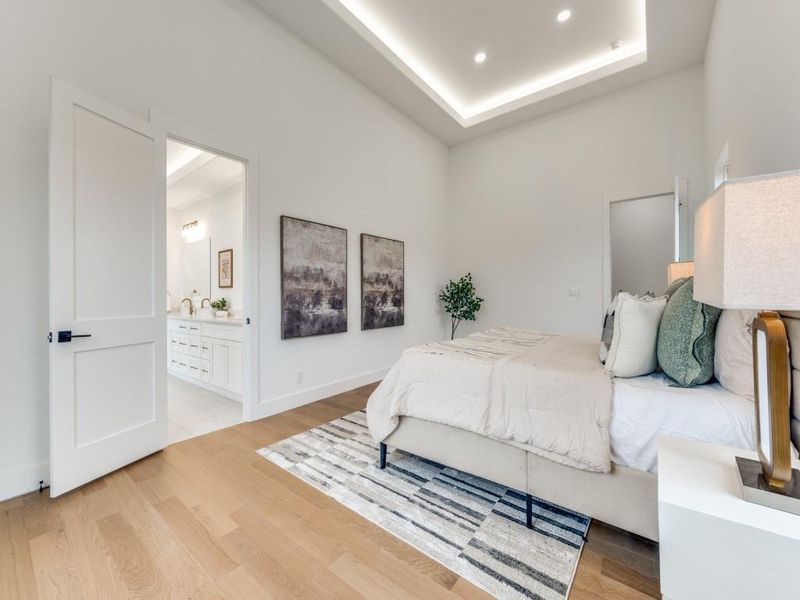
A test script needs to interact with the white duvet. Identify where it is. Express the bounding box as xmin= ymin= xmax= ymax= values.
xmin=367 ymin=328 xmax=614 ymax=473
